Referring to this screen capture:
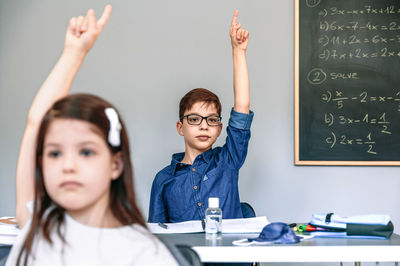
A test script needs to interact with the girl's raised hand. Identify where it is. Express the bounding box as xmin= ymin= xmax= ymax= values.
xmin=64 ymin=5 xmax=112 ymax=54
xmin=230 ymin=10 xmax=249 ymax=51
